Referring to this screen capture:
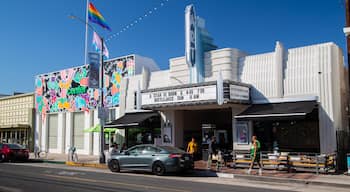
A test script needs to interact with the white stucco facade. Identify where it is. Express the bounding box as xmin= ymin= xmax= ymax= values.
xmin=34 ymin=42 xmax=349 ymax=155
xmin=136 ymin=42 xmax=348 ymax=154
